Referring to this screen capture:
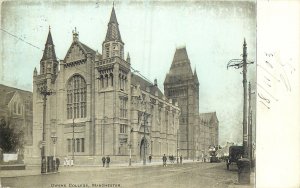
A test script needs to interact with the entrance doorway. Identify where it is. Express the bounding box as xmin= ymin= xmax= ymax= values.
xmin=140 ymin=137 xmax=148 ymax=160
